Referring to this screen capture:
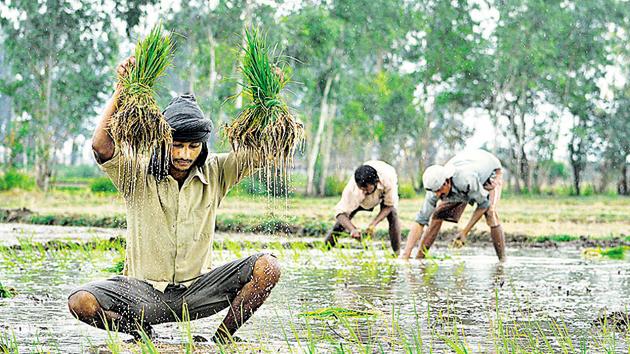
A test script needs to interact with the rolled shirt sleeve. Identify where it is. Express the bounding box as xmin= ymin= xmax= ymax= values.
xmin=415 ymin=192 xmax=439 ymax=226
xmin=216 ymin=150 xmax=259 ymax=197
xmin=380 ymin=171 xmax=399 ymax=208
xmin=93 ymin=147 xmax=147 ymax=198
xmin=469 ymin=181 xmax=490 ymax=209
xmin=94 ymin=147 xmax=123 ymax=190
xmin=334 ymin=178 xmax=362 ymax=217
